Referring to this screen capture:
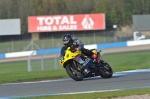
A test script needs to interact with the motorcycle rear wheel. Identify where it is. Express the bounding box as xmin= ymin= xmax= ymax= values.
xmin=65 ymin=64 xmax=84 ymax=81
